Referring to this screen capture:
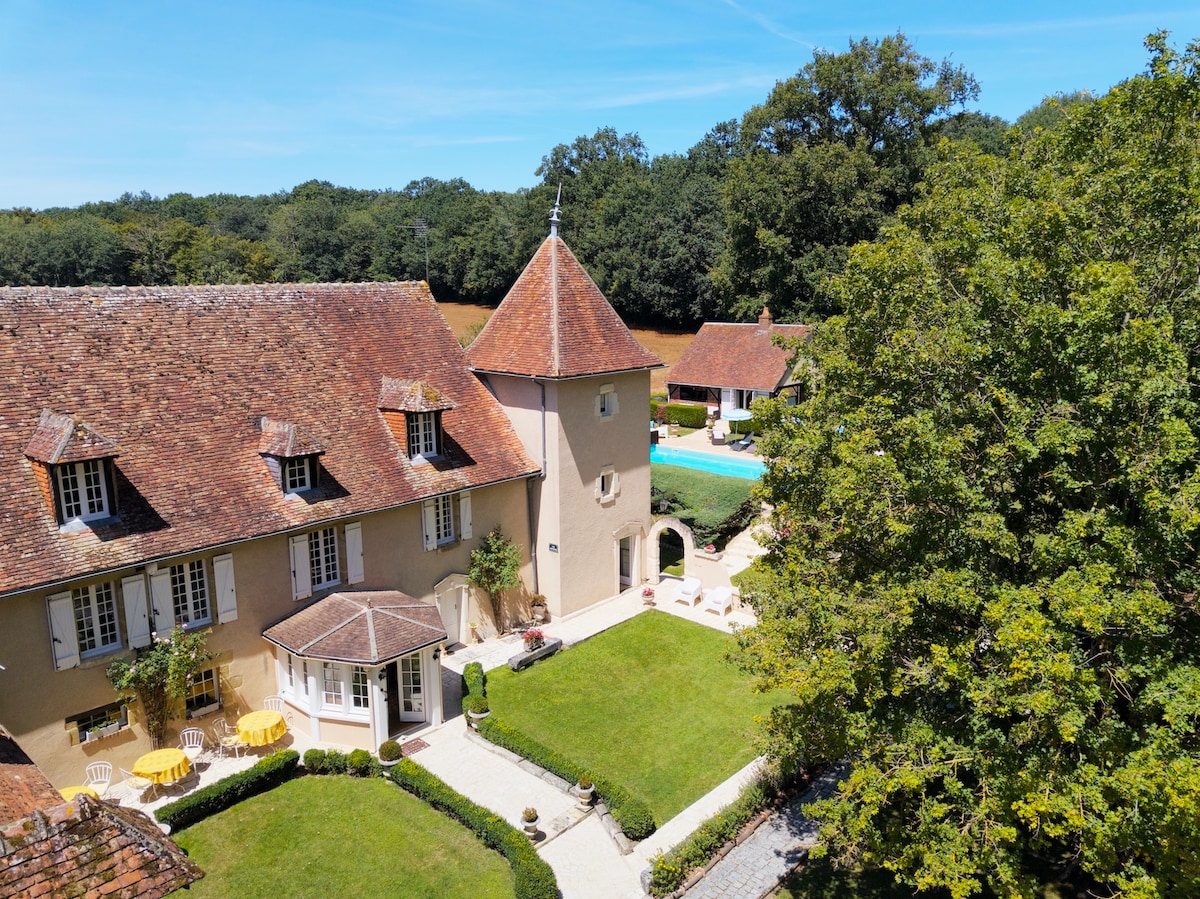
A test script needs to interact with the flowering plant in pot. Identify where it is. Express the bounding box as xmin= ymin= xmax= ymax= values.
xmin=704 ymin=543 xmax=716 ymax=554
xmin=523 ymin=627 xmax=545 ymax=651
